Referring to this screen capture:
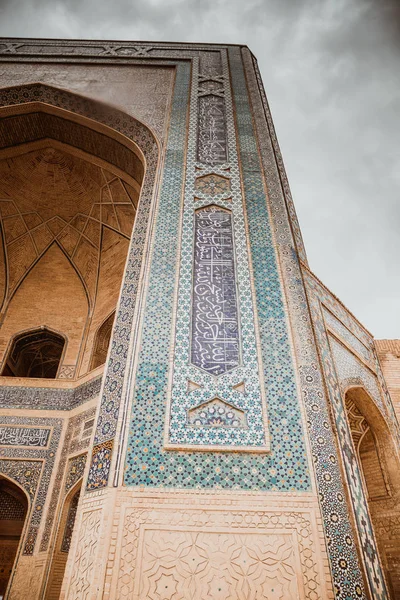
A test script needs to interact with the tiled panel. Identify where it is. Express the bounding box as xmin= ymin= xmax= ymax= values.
xmin=167 ymin=52 xmax=269 ymax=451
xmin=308 ymin=286 xmax=389 ymax=600
xmin=124 ymin=49 xmax=310 ymax=489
